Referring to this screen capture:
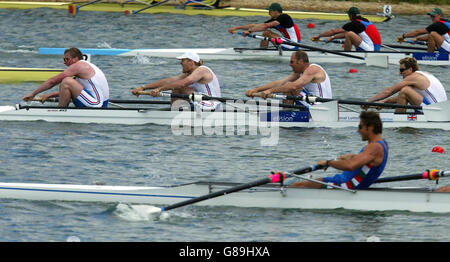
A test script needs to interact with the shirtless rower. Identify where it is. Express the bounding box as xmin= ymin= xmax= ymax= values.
xmin=245 ymin=50 xmax=332 ymax=105
xmin=23 ymin=47 xmax=109 ymax=108
xmin=132 ymin=52 xmax=222 ymax=110
xmin=292 ymin=111 xmax=389 ymax=190
xmin=367 ymin=57 xmax=447 ymax=113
